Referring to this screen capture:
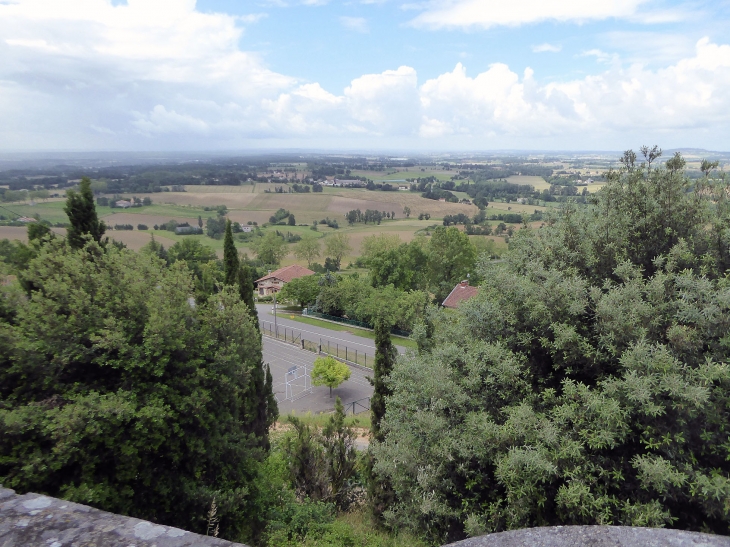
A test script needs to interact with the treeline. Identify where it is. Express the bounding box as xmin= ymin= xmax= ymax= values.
xmin=345 ymin=209 xmax=397 ymax=225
